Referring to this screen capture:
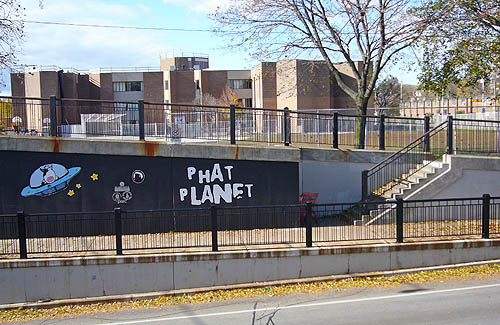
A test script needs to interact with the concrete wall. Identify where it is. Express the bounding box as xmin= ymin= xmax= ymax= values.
xmin=1 ymin=239 xmax=500 ymax=305
xmin=0 ymin=136 xmax=396 ymax=207
xmin=299 ymin=148 xmax=395 ymax=203
xmin=409 ymin=155 xmax=500 ymax=200
xmin=0 ymin=151 xmax=299 ymax=214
